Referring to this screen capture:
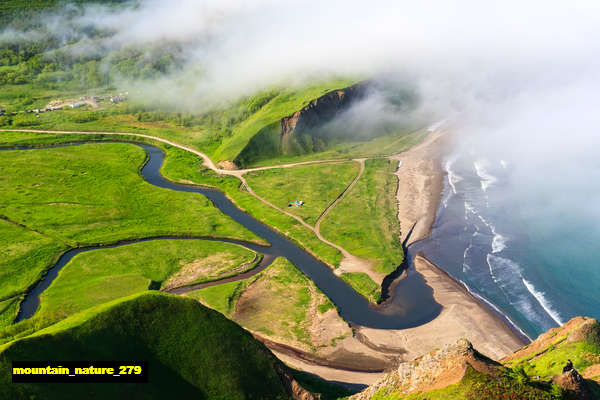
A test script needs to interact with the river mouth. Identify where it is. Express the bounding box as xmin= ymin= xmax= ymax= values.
xmin=3 ymin=140 xmax=442 ymax=329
